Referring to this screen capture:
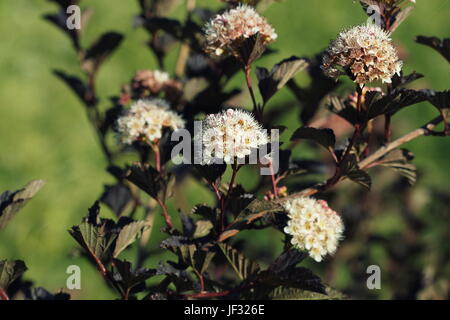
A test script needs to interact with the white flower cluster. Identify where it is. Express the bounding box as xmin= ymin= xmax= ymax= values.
xmin=283 ymin=197 xmax=344 ymax=262
xmin=204 ymin=4 xmax=277 ymax=57
xmin=201 ymin=108 xmax=268 ymax=164
xmin=117 ymin=99 xmax=185 ymax=144
xmin=322 ymin=23 xmax=402 ymax=86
